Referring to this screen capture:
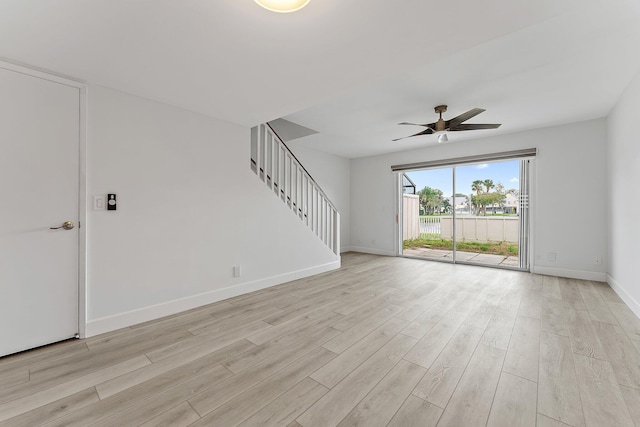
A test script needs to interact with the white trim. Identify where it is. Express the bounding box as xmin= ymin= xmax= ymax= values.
xmin=77 ymin=85 xmax=88 ymax=338
xmin=395 ymin=173 xmax=402 ymax=257
xmin=607 ymin=274 xmax=640 ymax=320
xmin=451 ymin=167 xmax=457 ymax=261
xmin=528 ymin=158 xmax=536 ymax=273
xmin=532 ymin=265 xmax=606 ymax=282
xmin=0 ymin=60 xmax=85 ymax=89
xmin=348 ymin=246 xmax=396 ymax=257
xmin=85 ymin=260 xmax=341 ymax=337
xmin=0 ymin=59 xmax=88 ymax=339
